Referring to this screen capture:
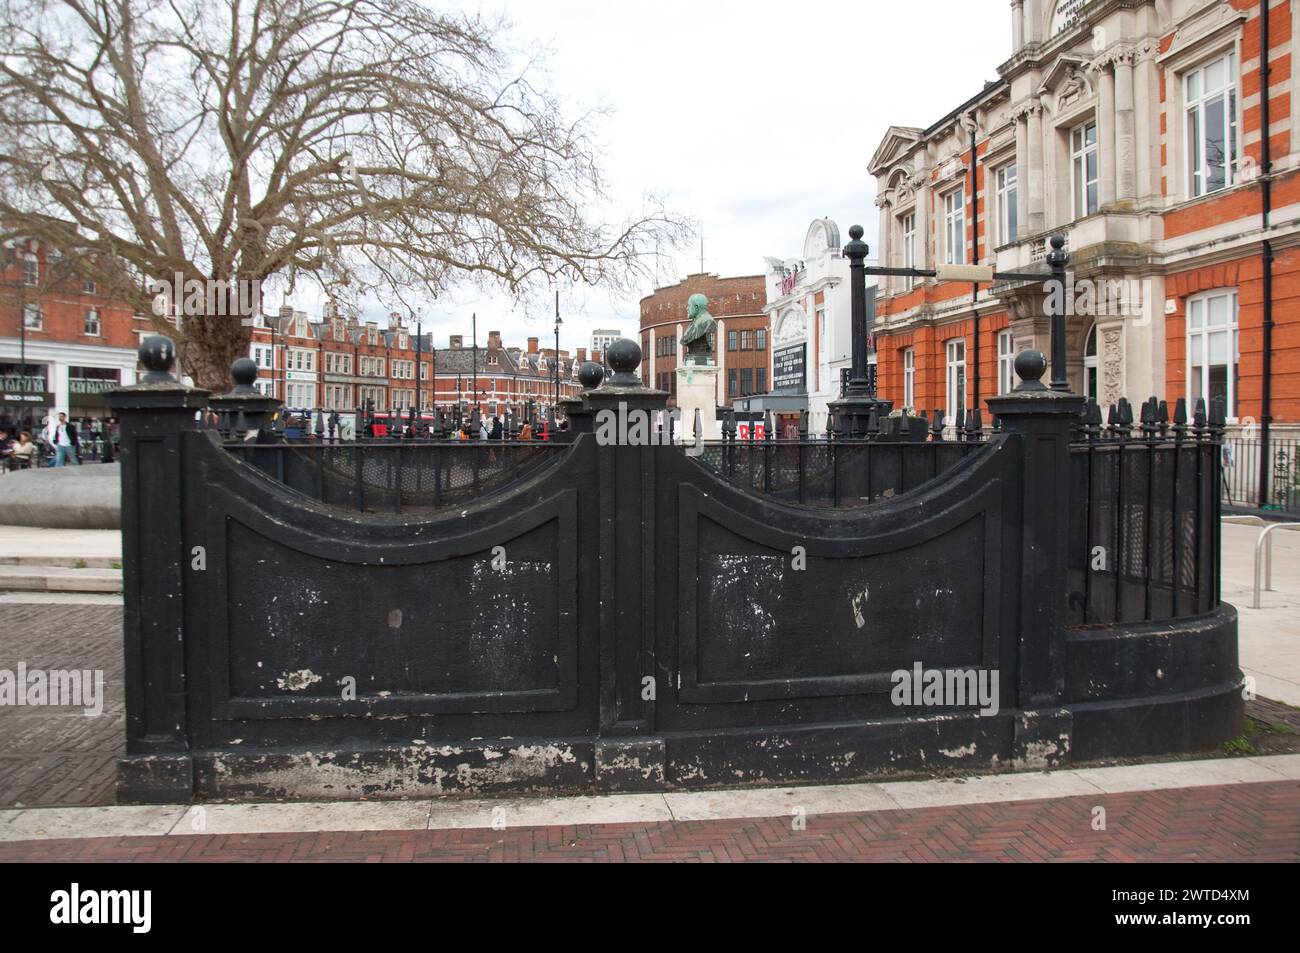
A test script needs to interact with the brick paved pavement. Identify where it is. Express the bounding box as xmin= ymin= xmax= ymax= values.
xmin=0 ymin=781 xmax=1295 ymax=862
xmin=0 ymin=605 xmax=123 ymax=808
